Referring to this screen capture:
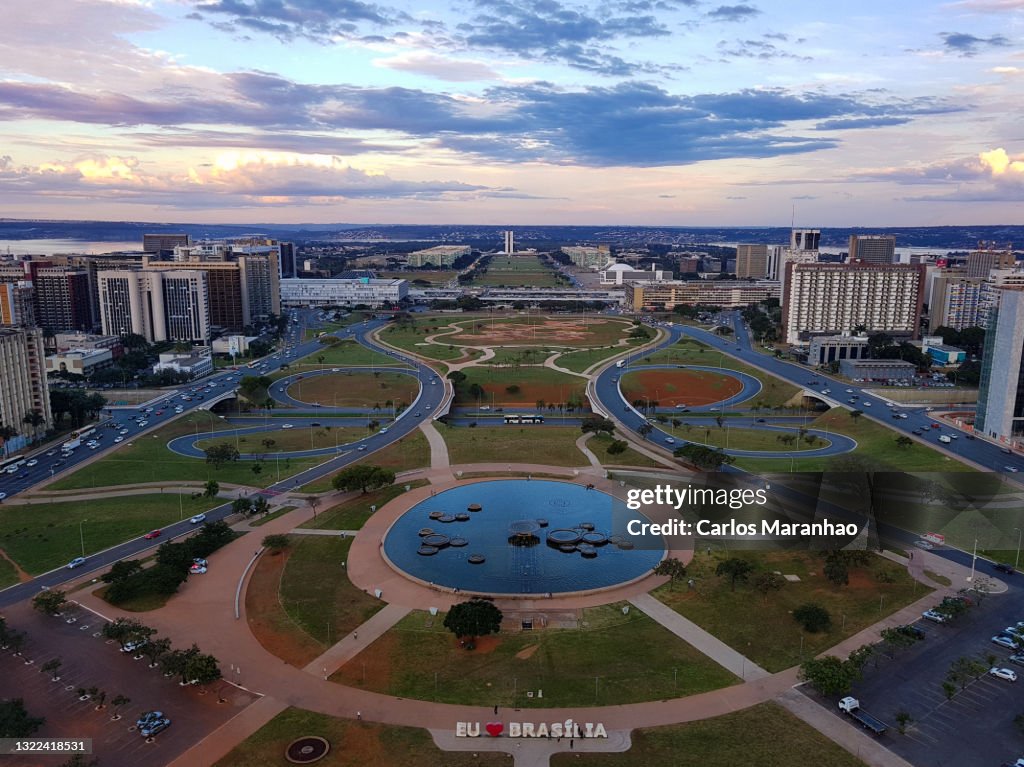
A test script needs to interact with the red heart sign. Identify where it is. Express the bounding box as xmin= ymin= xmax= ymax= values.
xmin=485 ymin=722 xmax=503 ymax=737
